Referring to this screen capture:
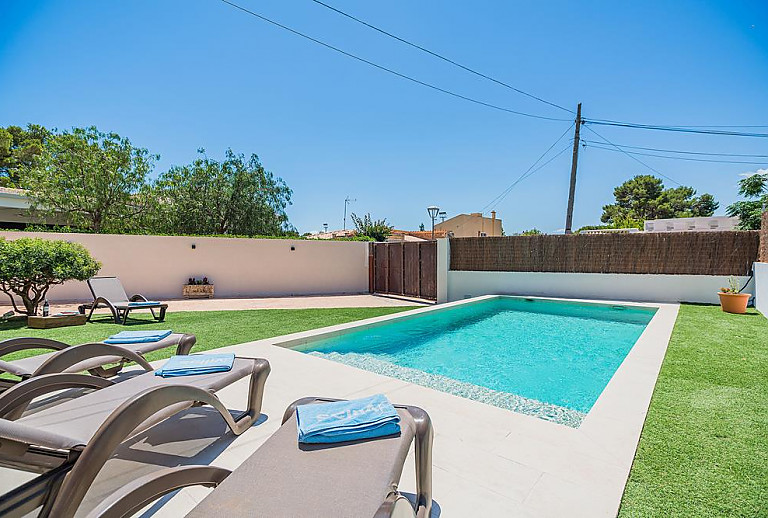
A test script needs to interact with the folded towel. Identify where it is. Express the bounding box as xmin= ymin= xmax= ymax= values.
xmin=296 ymin=394 xmax=401 ymax=444
xmin=128 ymin=301 xmax=162 ymax=306
xmin=155 ymin=353 xmax=235 ymax=378
xmin=104 ymin=330 xmax=173 ymax=344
